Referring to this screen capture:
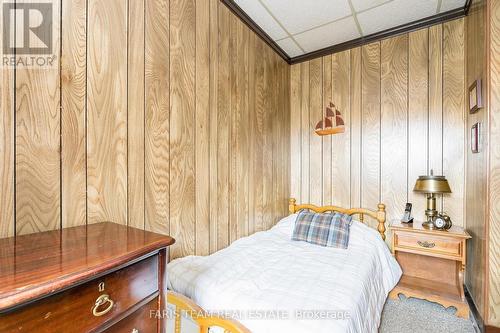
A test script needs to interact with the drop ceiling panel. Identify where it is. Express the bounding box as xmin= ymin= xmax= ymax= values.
xmin=276 ymin=38 xmax=303 ymax=57
xmin=440 ymin=0 xmax=468 ymax=12
xmin=234 ymin=0 xmax=288 ymax=40
xmin=261 ymin=0 xmax=352 ymax=35
xmin=350 ymin=0 xmax=392 ymax=12
xmin=357 ymin=0 xmax=438 ymax=36
xmin=233 ymin=0 xmax=467 ymax=58
xmin=294 ymin=16 xmax=361 ymax=53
